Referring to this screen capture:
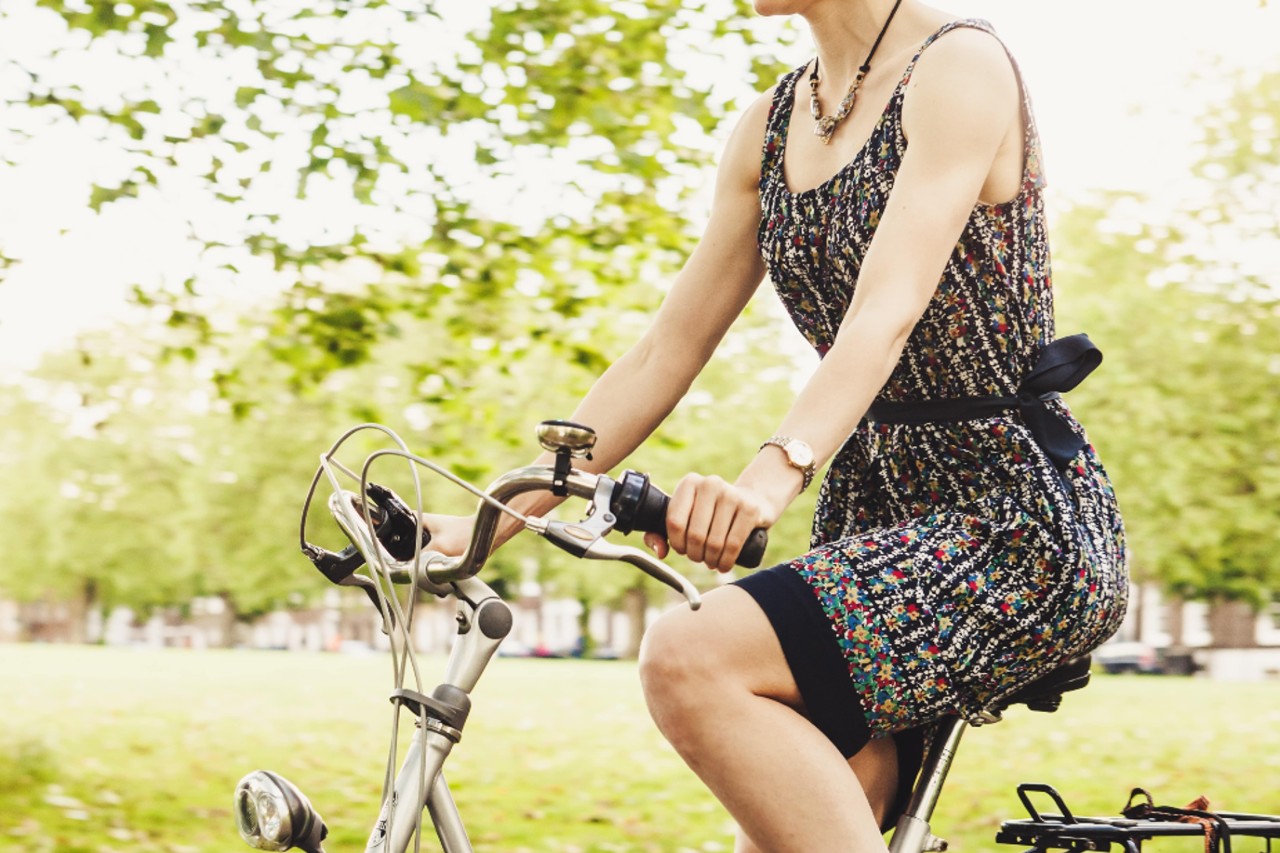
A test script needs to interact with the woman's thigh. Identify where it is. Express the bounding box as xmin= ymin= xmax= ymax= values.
xmin=642 ymin=586 xmax=901 ymax=825
xmin=639 ymin=585 xmax=806 ymax=710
